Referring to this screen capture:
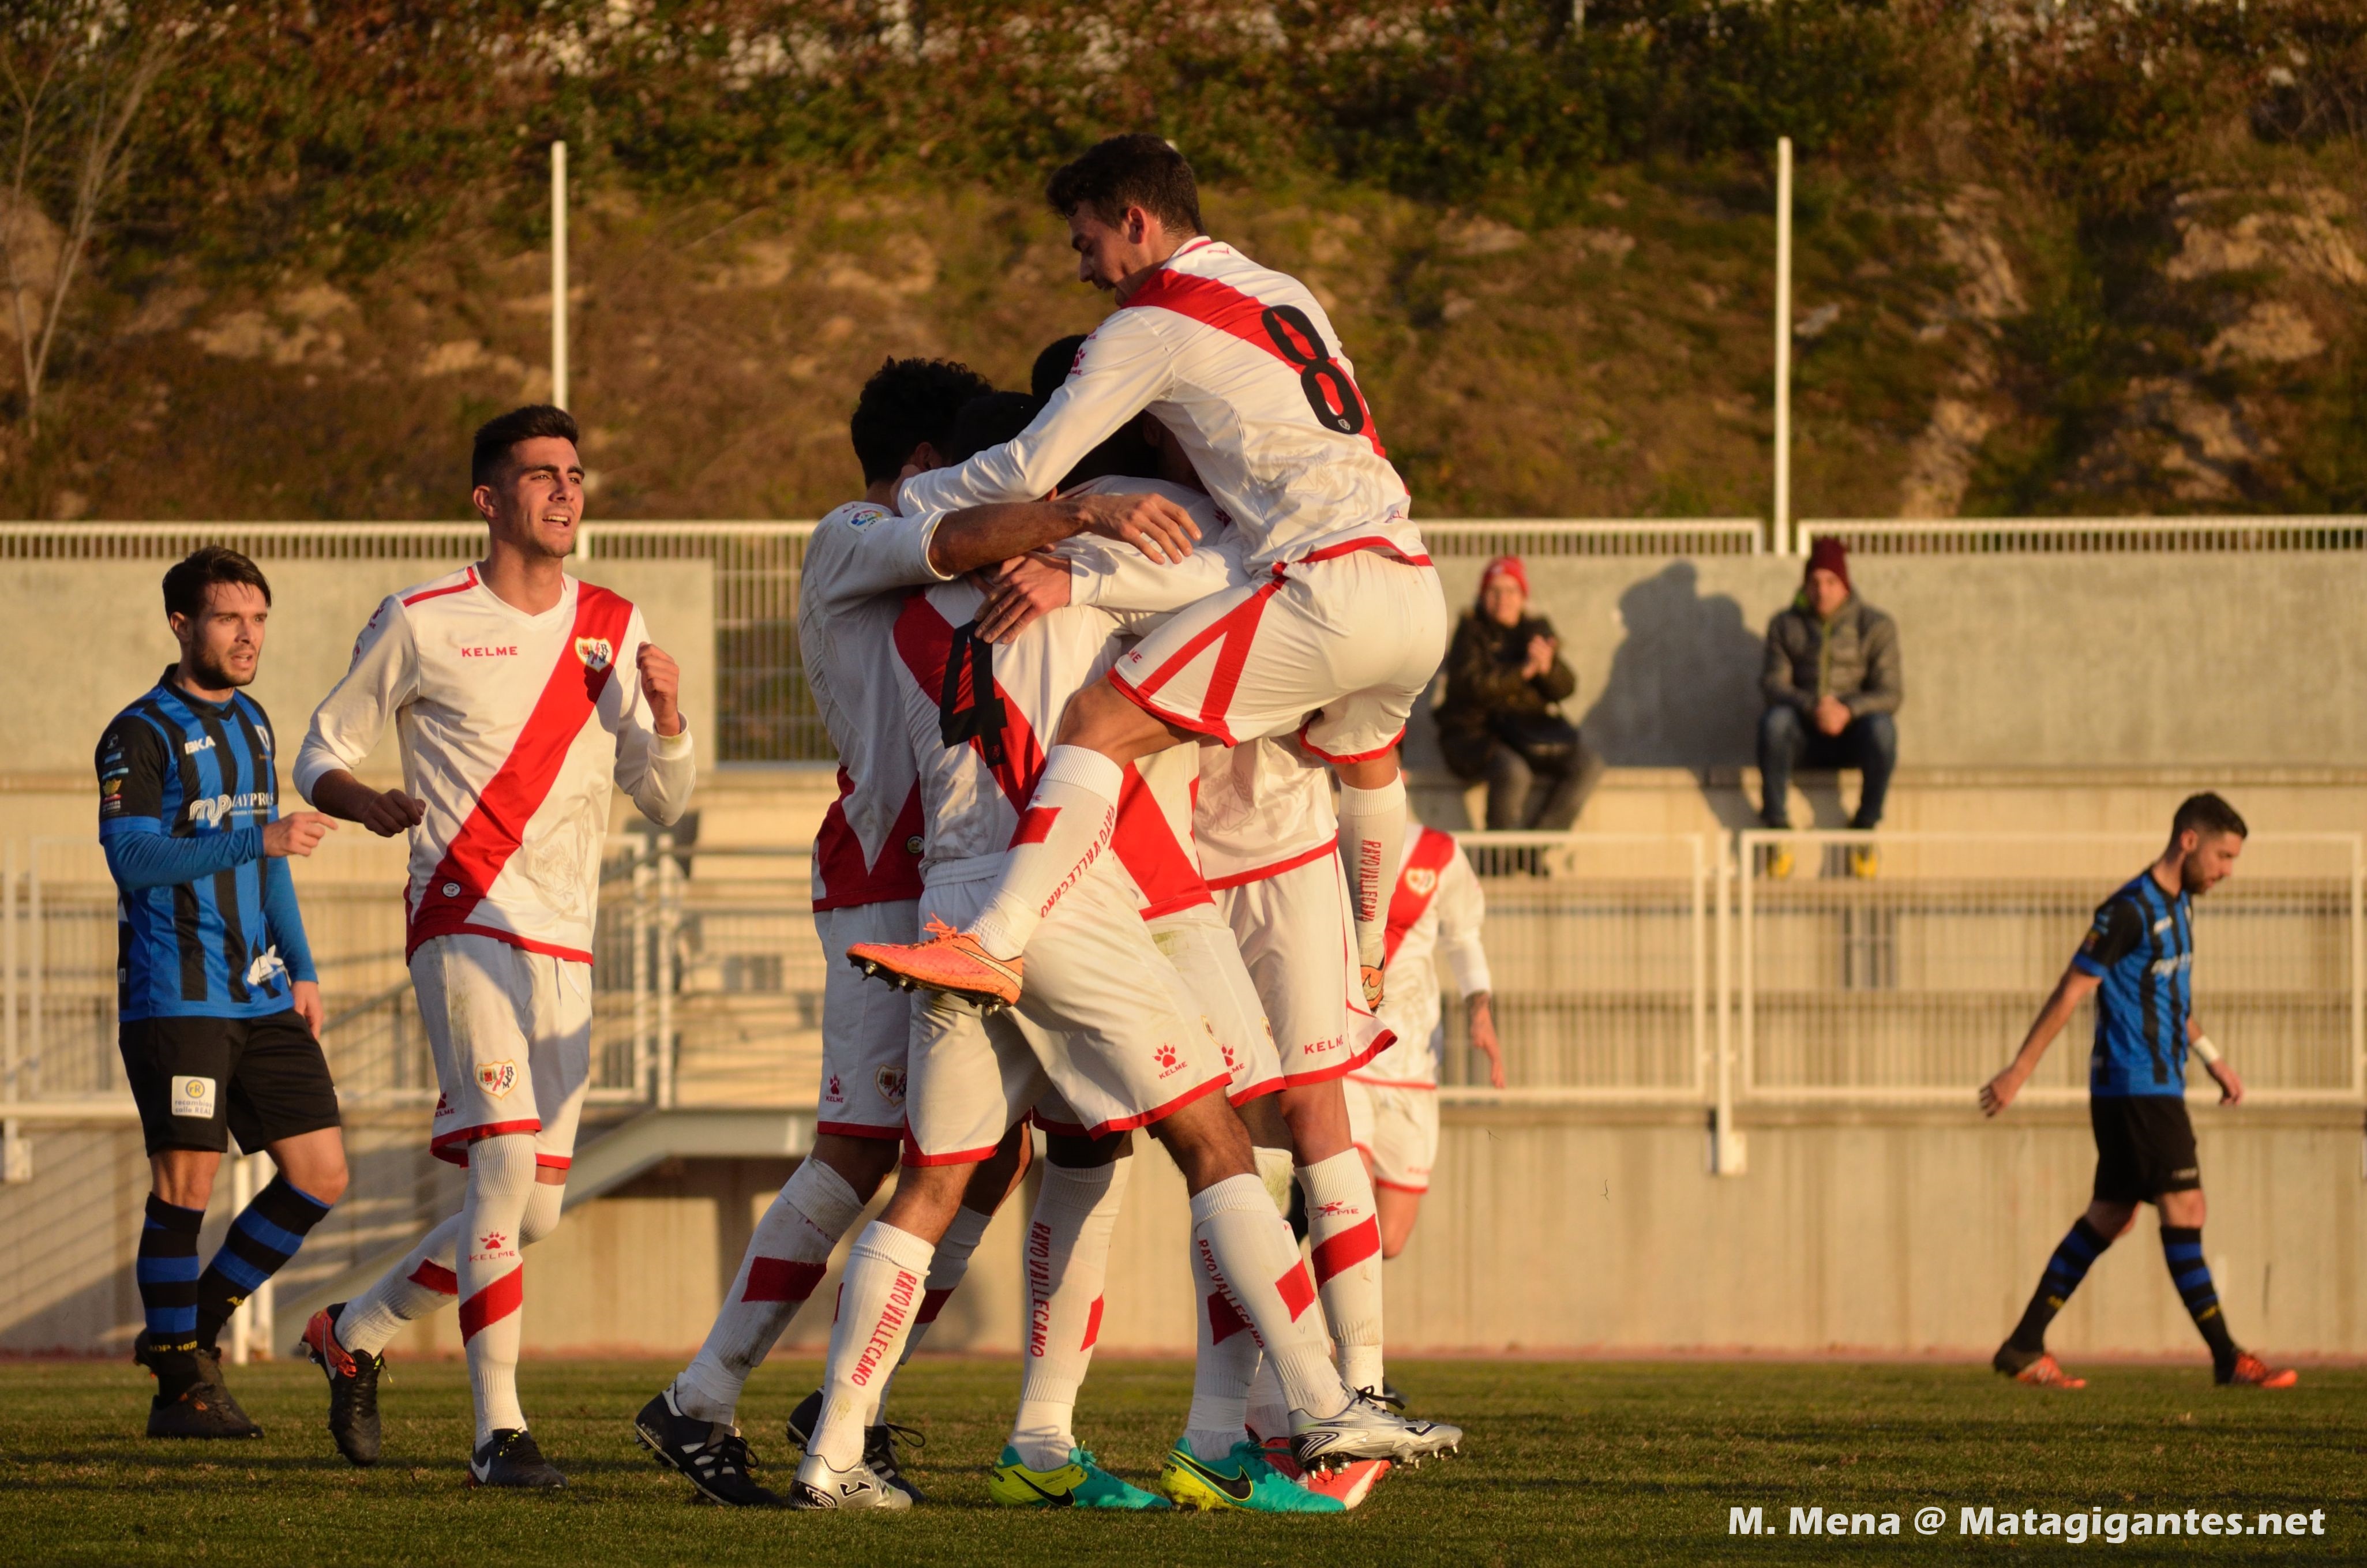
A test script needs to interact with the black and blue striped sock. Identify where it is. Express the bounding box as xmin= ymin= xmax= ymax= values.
xmin=194 ymin=1176 xmax=333 ymax=1350
xmin=138 ymin=1195 xmax=206 ymax=1398
xmin=2160 ymin=1225 xmax=2239 ymax=1374
xmin=2007 ymin=1216 xmax=2113 ymax=1353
